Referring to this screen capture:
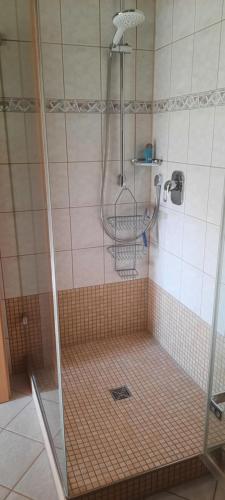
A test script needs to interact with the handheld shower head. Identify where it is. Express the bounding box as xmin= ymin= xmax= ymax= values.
xmin=112 ymin=9 xmax=145 ymax=47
